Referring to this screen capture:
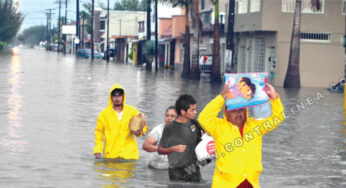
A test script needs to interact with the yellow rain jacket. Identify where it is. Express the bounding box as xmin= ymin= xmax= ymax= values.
xmin=93 ymin=84 xmax=148 ymax=159
xmin=198 ymin=95 xmax=285 ymax=188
